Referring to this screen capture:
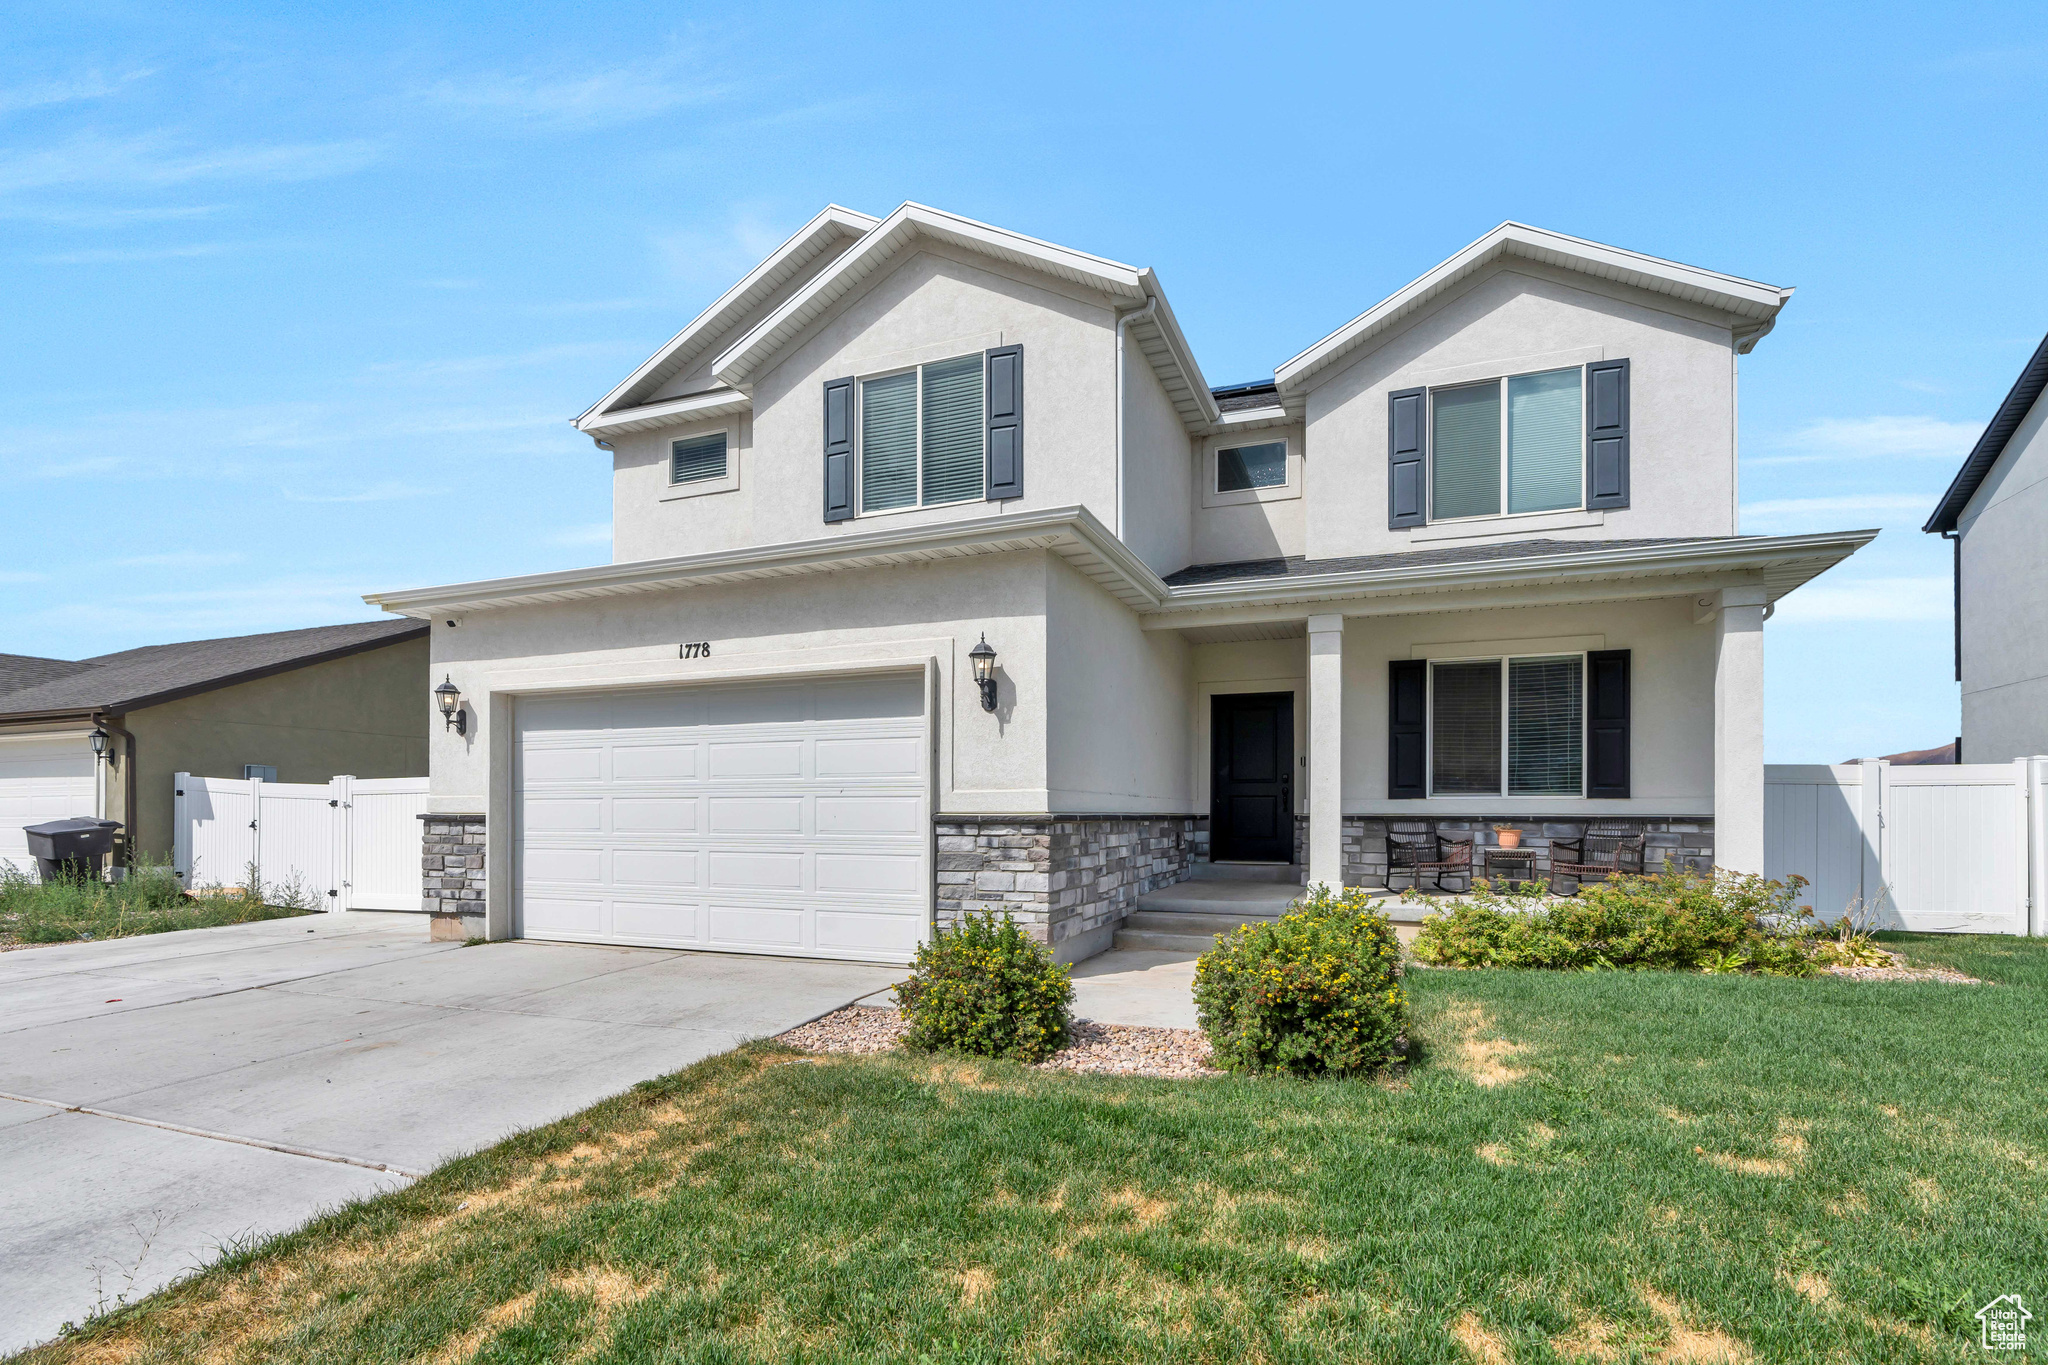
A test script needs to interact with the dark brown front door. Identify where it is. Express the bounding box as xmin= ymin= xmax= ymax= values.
xmin=1210 ymin=692 xmax=1295 ymax=863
